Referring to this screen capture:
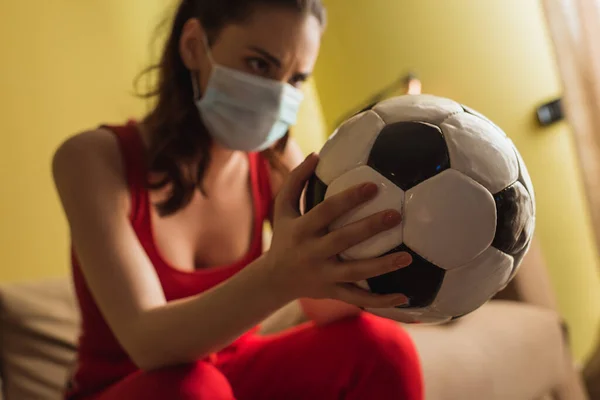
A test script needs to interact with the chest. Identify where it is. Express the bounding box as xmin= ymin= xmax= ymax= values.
xmin=149 ymin=175 xmax=257 ymax=272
